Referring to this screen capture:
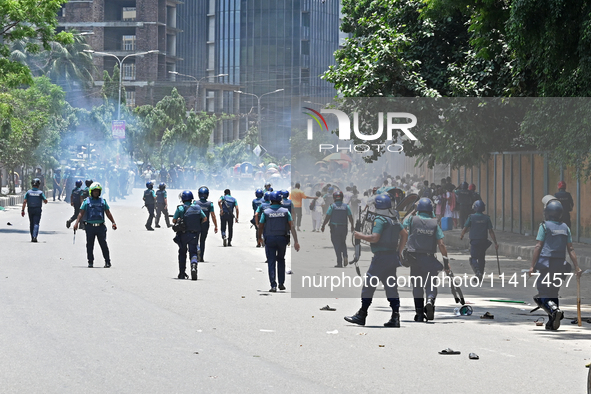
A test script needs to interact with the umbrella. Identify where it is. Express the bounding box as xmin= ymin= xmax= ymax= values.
xmin=315 ymin=161 xmax=328 ymax=166
xmin=267 ymin=163 xmax=278 ymax=168
xmin=266 ymin=168 xmax=279 ymax=174
xmin=323 ymin=152 xmax=352 ymax=162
